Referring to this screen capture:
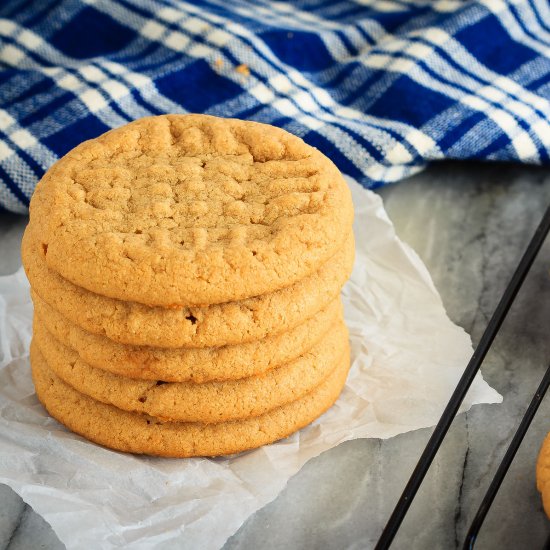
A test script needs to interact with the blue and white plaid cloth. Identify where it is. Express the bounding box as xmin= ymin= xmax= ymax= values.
xmin=0 ymin=0 xmax=549 ymax=213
